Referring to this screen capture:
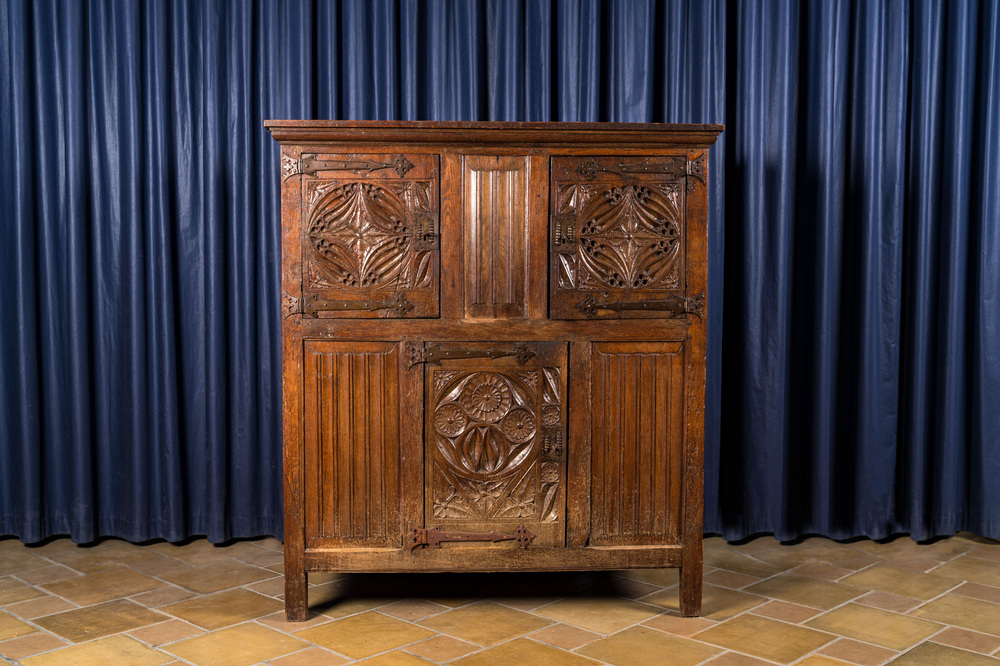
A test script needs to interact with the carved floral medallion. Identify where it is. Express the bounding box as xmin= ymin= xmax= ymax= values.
xmin=458 ymin=374 xmax=513 ymax=423
xmin=430 ymin=367 xmax=562 ymax=523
